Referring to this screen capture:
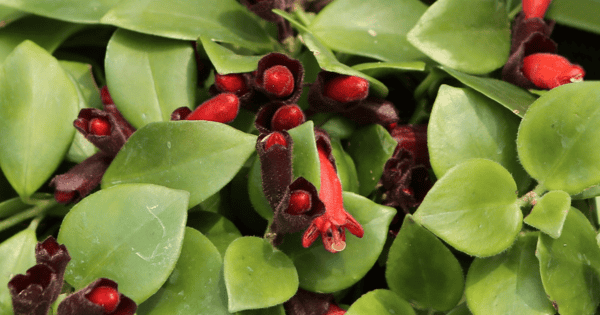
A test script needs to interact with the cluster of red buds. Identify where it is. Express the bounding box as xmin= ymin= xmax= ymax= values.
xmin=502 ymin=0 xmax=585 ymax=89
xmin=284 ymin=288 xmax=346 ymax=315
xmin=8 ymin=237 xmax=136 ymax=315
